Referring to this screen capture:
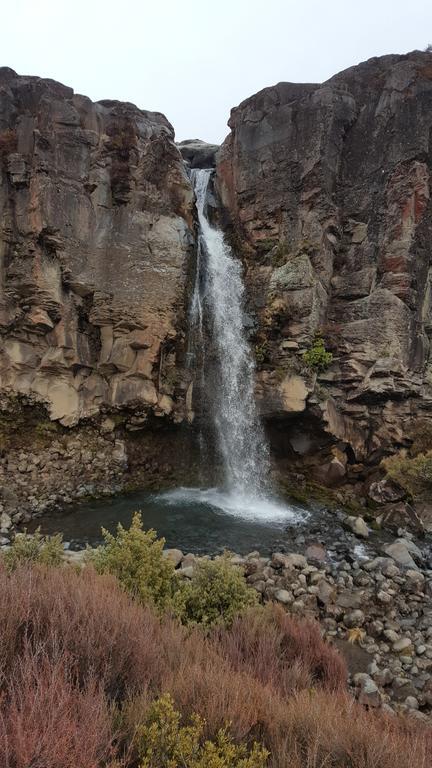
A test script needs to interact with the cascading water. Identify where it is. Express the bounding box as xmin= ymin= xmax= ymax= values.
xmin=191 ymin=169 xmax=269 ymax=497
xmin=182 ymin=168 xmax=300 ymax=521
